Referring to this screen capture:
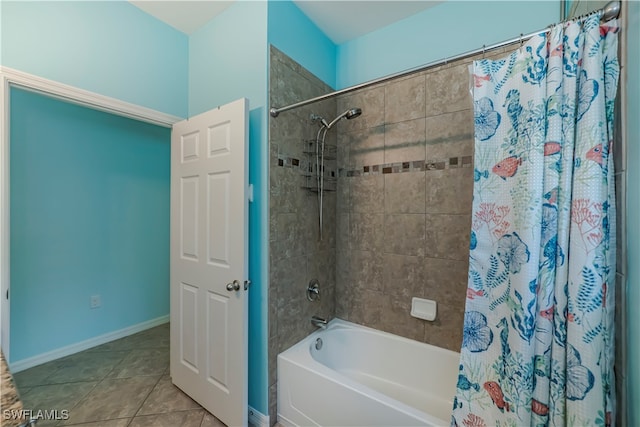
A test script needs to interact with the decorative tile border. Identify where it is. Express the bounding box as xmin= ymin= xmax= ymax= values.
xmin=276 ymin=153 xmax=337 ymax=178
xmin=278 ymin=155 xmax=473 ymax=177
xmin=275 ymin=152 xmax=472 ymax=178
xmin=343 ymin=155 xmax=472 ymax=177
